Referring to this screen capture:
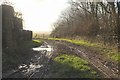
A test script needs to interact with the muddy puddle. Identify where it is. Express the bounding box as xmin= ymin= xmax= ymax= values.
xmin=32 ymin=42 xmax=53 ymax=57
xmin=3 ymin=42 xmax=53 ymax=78
xmin=18 ymin=42 xmax=53 ymax=76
